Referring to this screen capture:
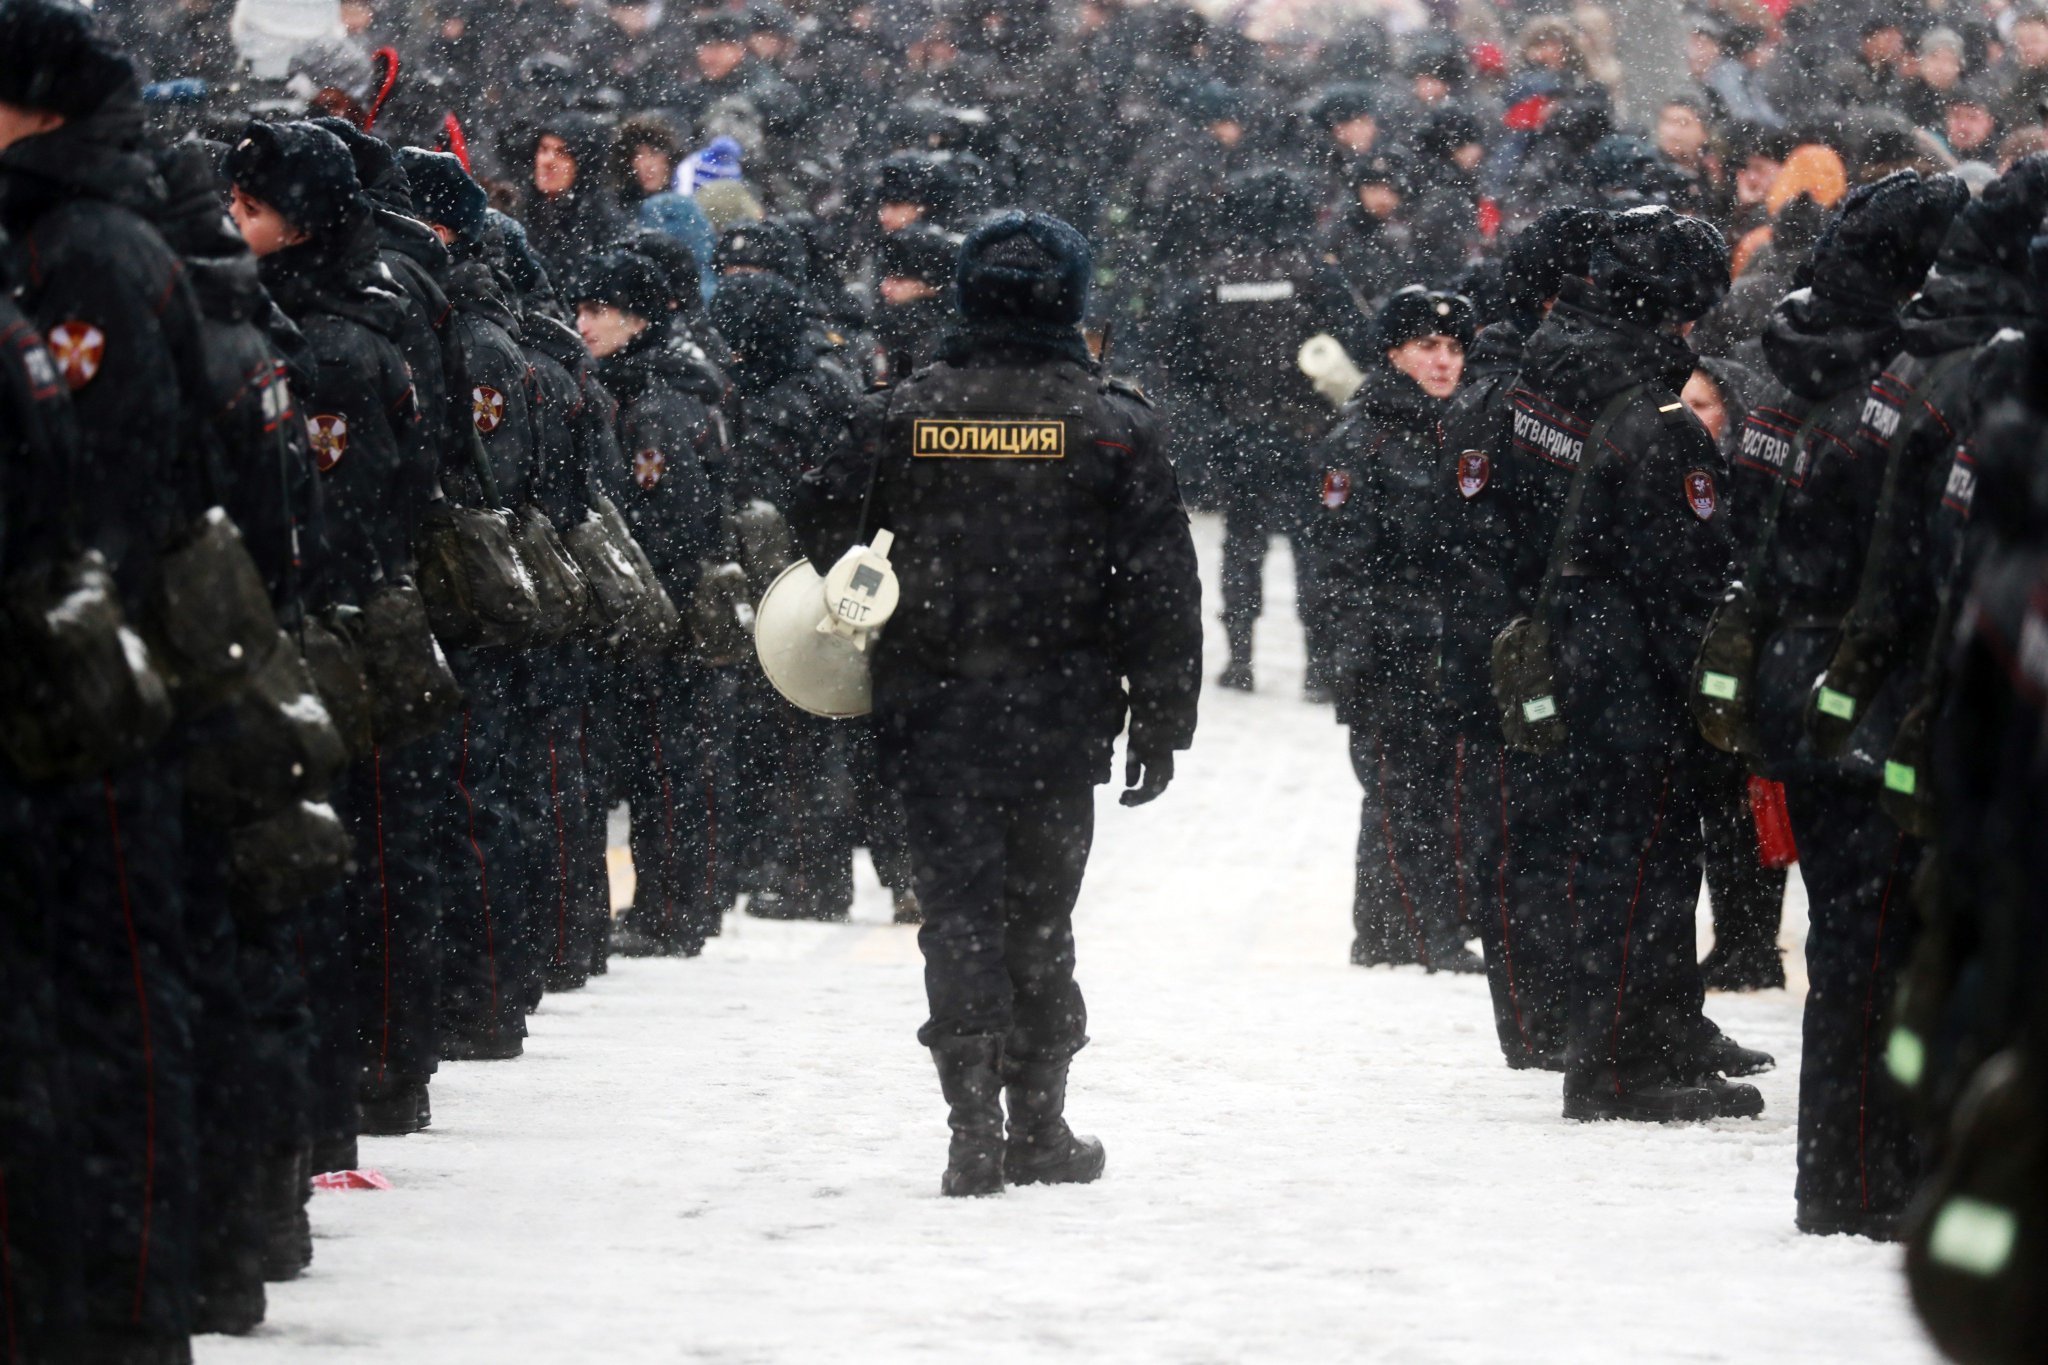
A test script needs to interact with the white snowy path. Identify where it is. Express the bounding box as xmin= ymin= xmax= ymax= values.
xmin=203 ymin=514 xmax=1936 ymax=1365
